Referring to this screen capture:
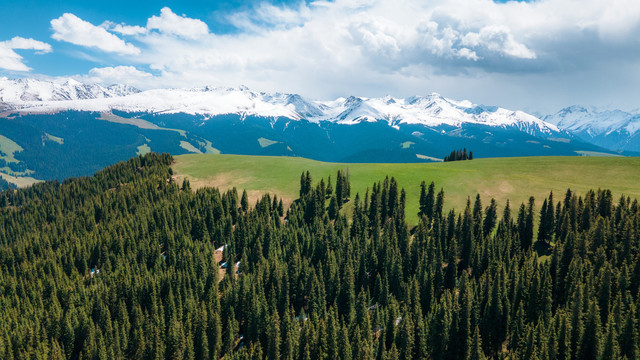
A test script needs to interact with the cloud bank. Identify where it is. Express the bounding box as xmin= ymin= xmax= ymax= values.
xmin=6 ymin=0 xmax=640 ymax=111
